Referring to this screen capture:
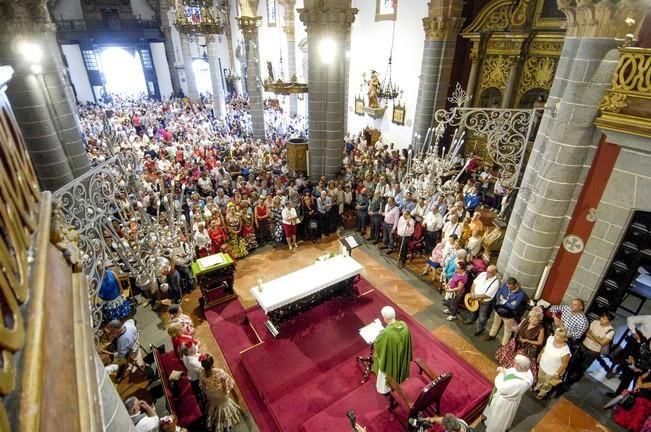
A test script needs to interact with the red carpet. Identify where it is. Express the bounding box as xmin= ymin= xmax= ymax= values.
xmin=207 ymin=279 xmax=492 ymax=432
